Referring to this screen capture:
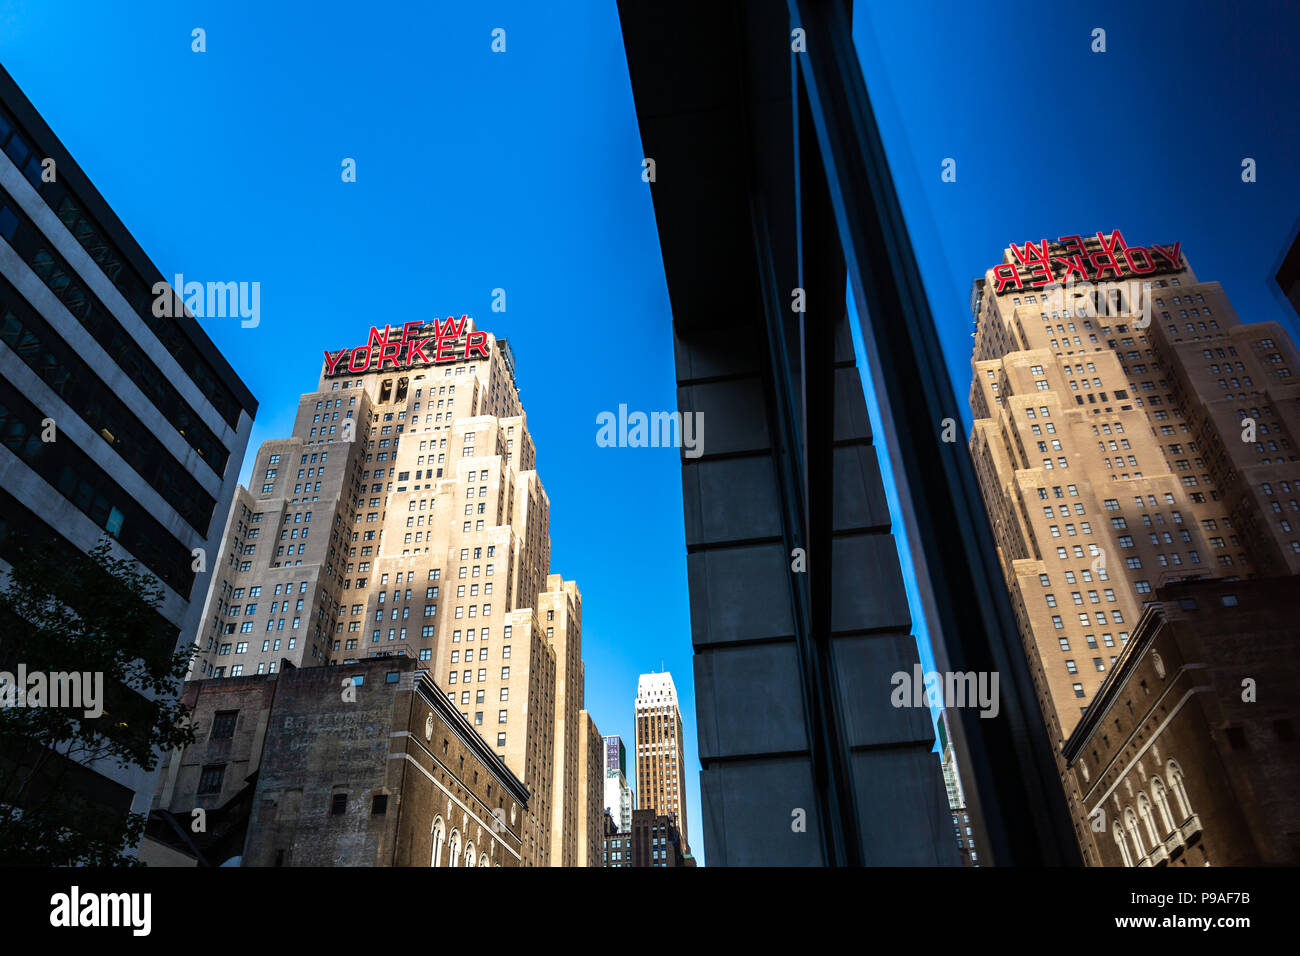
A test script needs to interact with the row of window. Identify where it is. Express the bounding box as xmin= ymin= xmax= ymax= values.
xmin=0 ymin=276 xmax=217 ymax=534
xmin=0 ymin=102 xmax=244 ymax=427
xmin=0 ymin=184 xmax=228 ymax=469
